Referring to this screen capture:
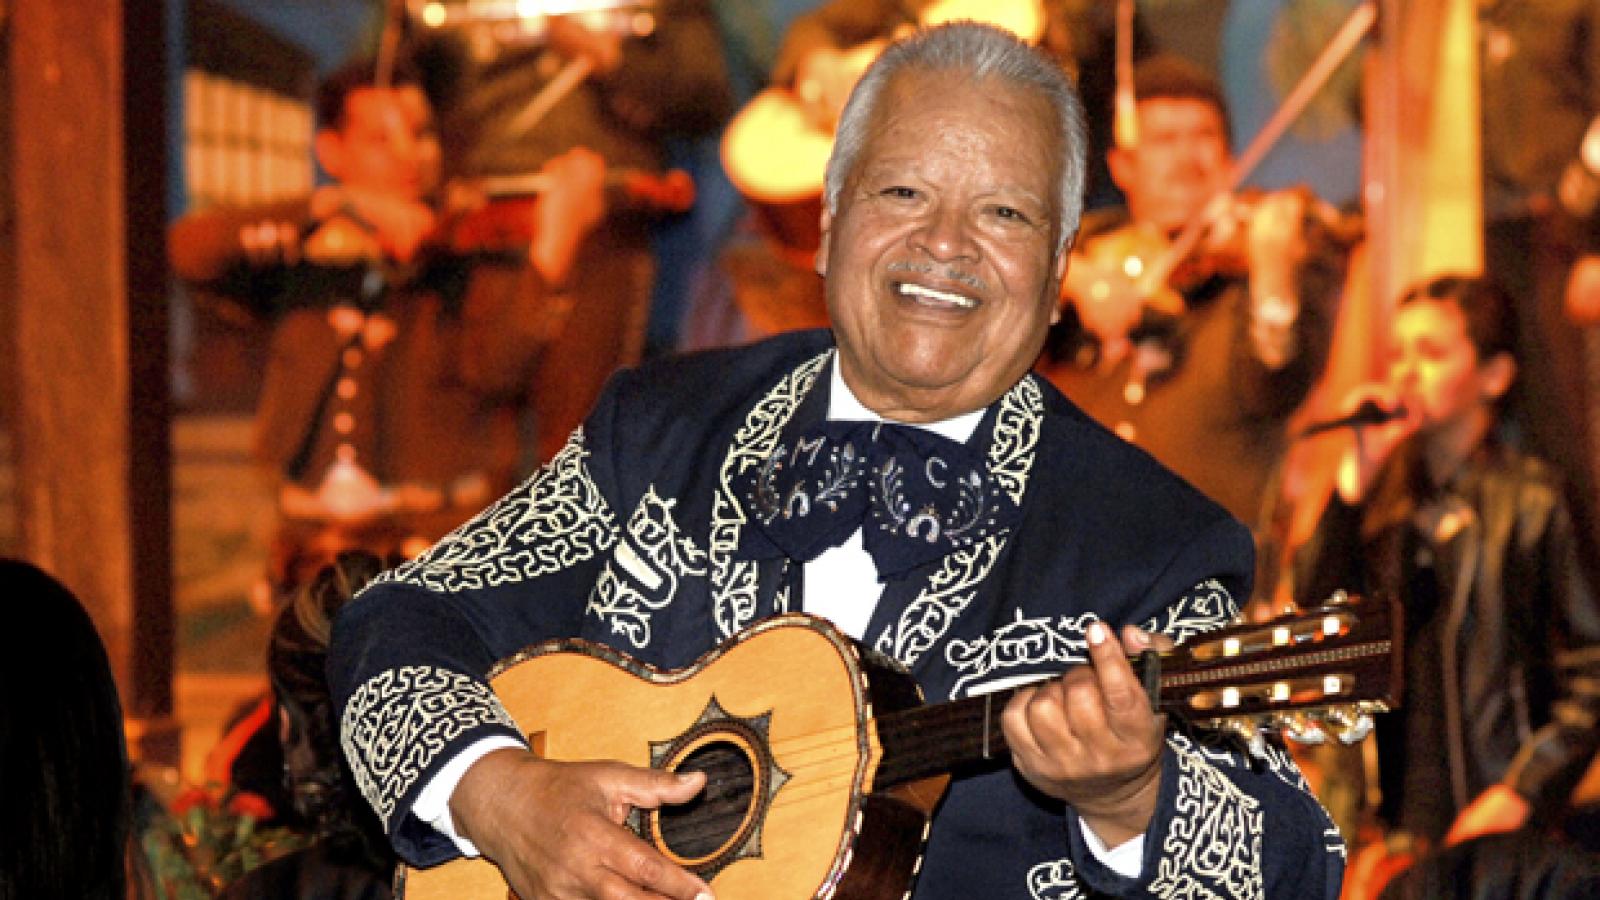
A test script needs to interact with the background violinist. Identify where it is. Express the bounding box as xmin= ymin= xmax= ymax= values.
xmin=168 ymin=56 xmax=609 ymax=600
xmin=415 ymin=0 xmax=732 ymax=461
xmin=1039 ymin=54 xmax=1347 ymax=552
